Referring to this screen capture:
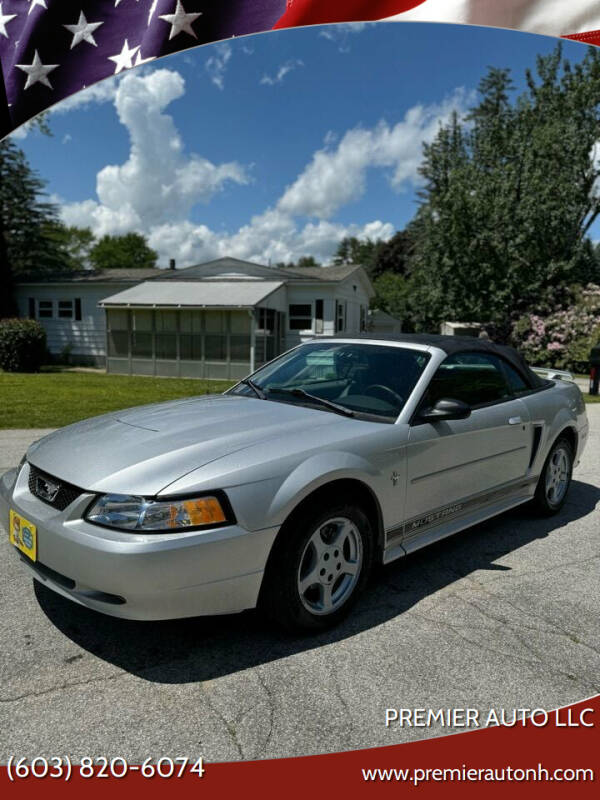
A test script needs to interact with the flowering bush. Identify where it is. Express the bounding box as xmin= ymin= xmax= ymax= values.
xmin=511 ymin=285 xmax=600 ymax=373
